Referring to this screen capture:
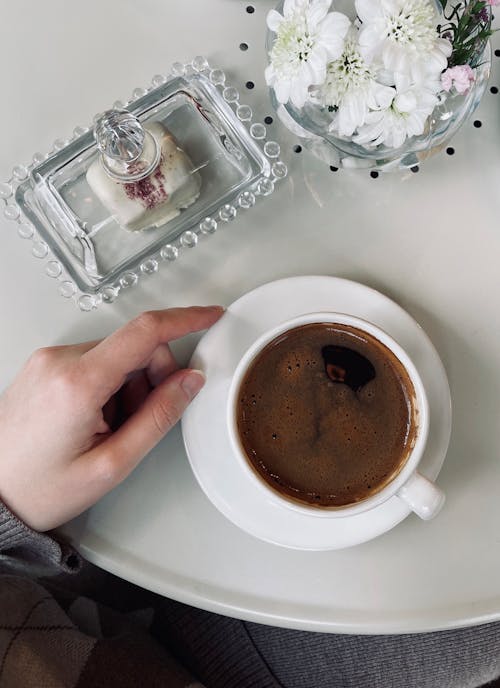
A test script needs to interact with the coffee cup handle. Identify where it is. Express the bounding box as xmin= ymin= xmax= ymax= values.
xmin=396 ymin=472 xmax=445 ymax=521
